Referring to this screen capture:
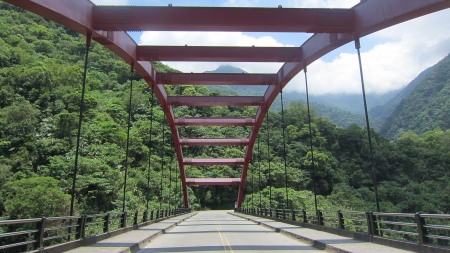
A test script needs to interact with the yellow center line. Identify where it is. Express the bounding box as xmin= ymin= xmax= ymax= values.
xmin=215 ymin=220 xmax=228 ymax=252
xmin=216 ymin=221 xmax=234 ymax=253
